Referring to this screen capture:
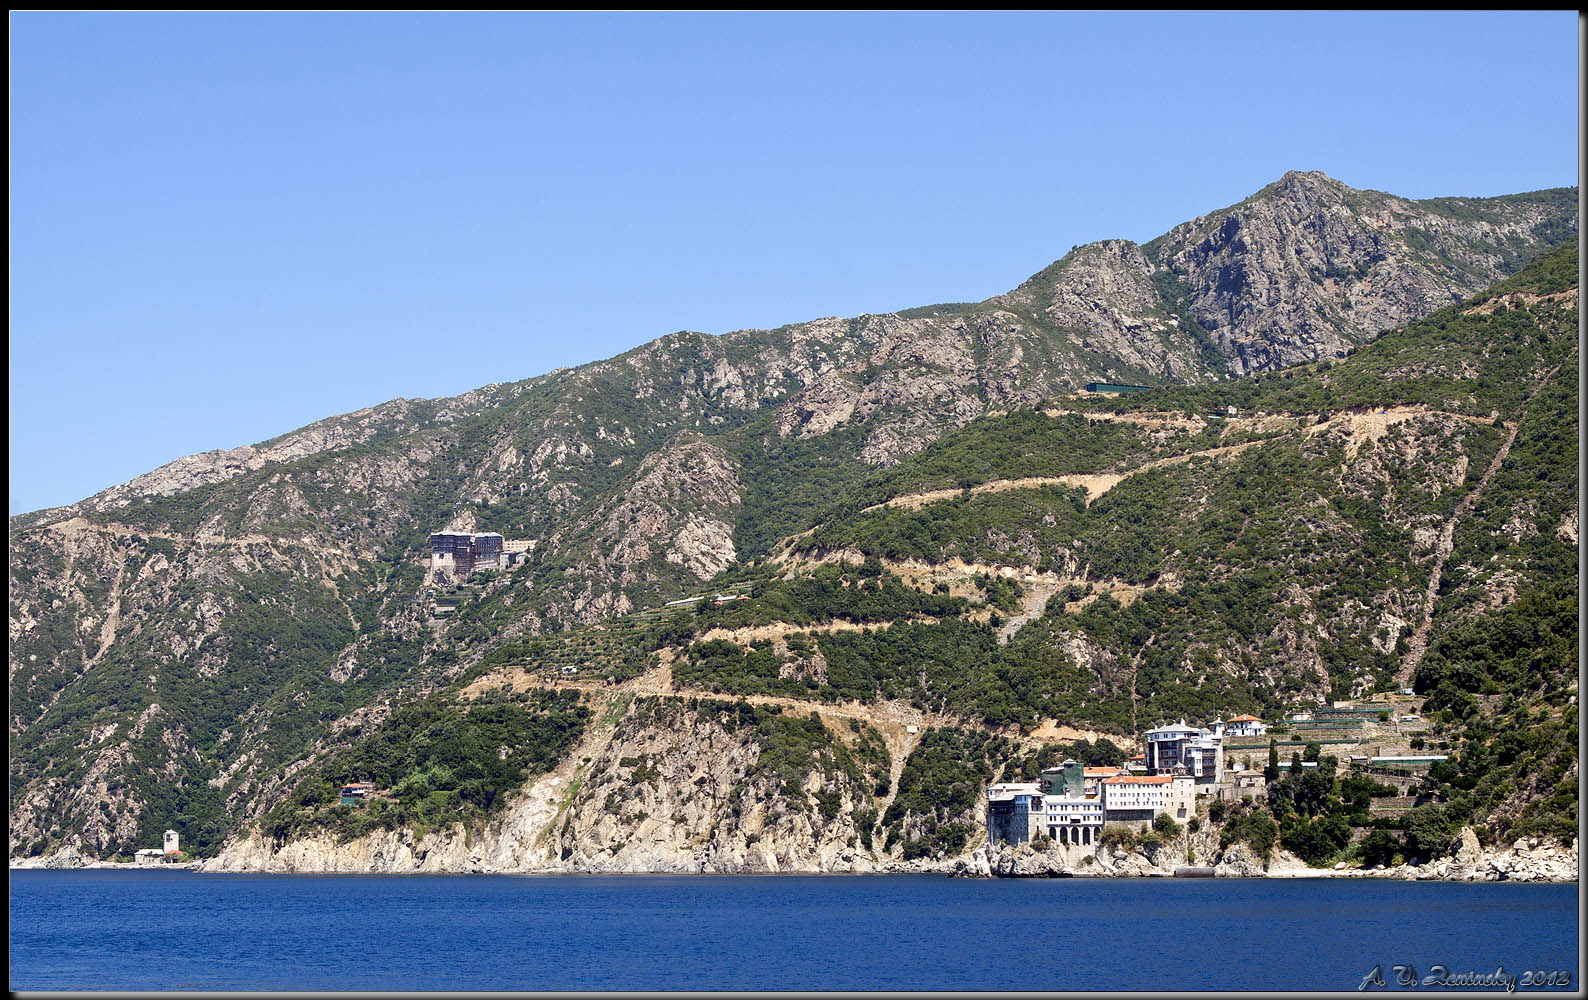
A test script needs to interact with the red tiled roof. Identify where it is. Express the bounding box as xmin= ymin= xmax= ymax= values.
xmin=1226 ymin=714 xmax=1262 ymax=723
